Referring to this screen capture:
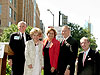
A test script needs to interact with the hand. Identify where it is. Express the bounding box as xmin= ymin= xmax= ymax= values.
xmin=51 ymin=67 xmax=55 ymax=73
xmin=8 ymin=59 xmax=12 ymax=66
xmin=28 ymin=64 xmax=33 ymax=69
xmin=41 ymin=66 xmax=44 ymax=70
xmin=64 ymin=69 xmax=70 ymax=75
